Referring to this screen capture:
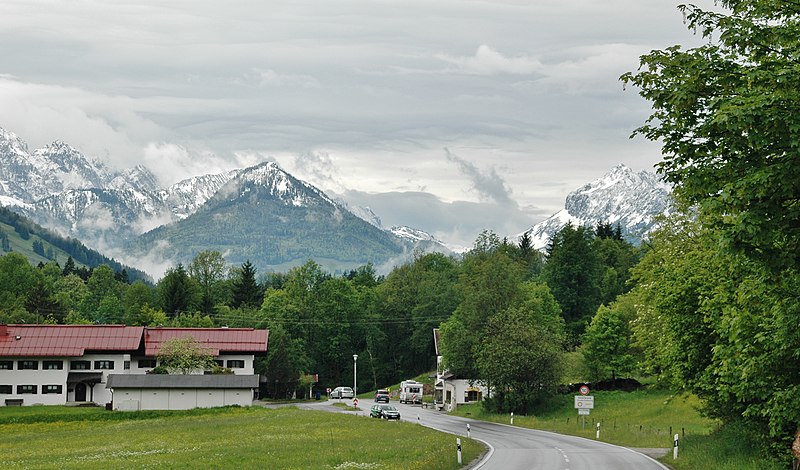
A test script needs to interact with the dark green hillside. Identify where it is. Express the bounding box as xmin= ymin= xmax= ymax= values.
xmin=0 ymin=206 xmax=150 ymax=282
xmin=131 ymin=181 xmax=405 ymax=273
